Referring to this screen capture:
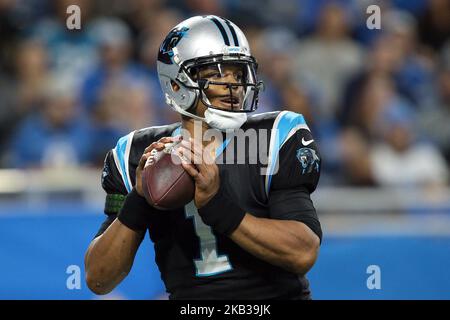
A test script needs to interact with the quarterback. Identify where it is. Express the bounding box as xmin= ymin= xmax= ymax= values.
xmin=85 ymin=15 xmax=322 ymax=300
